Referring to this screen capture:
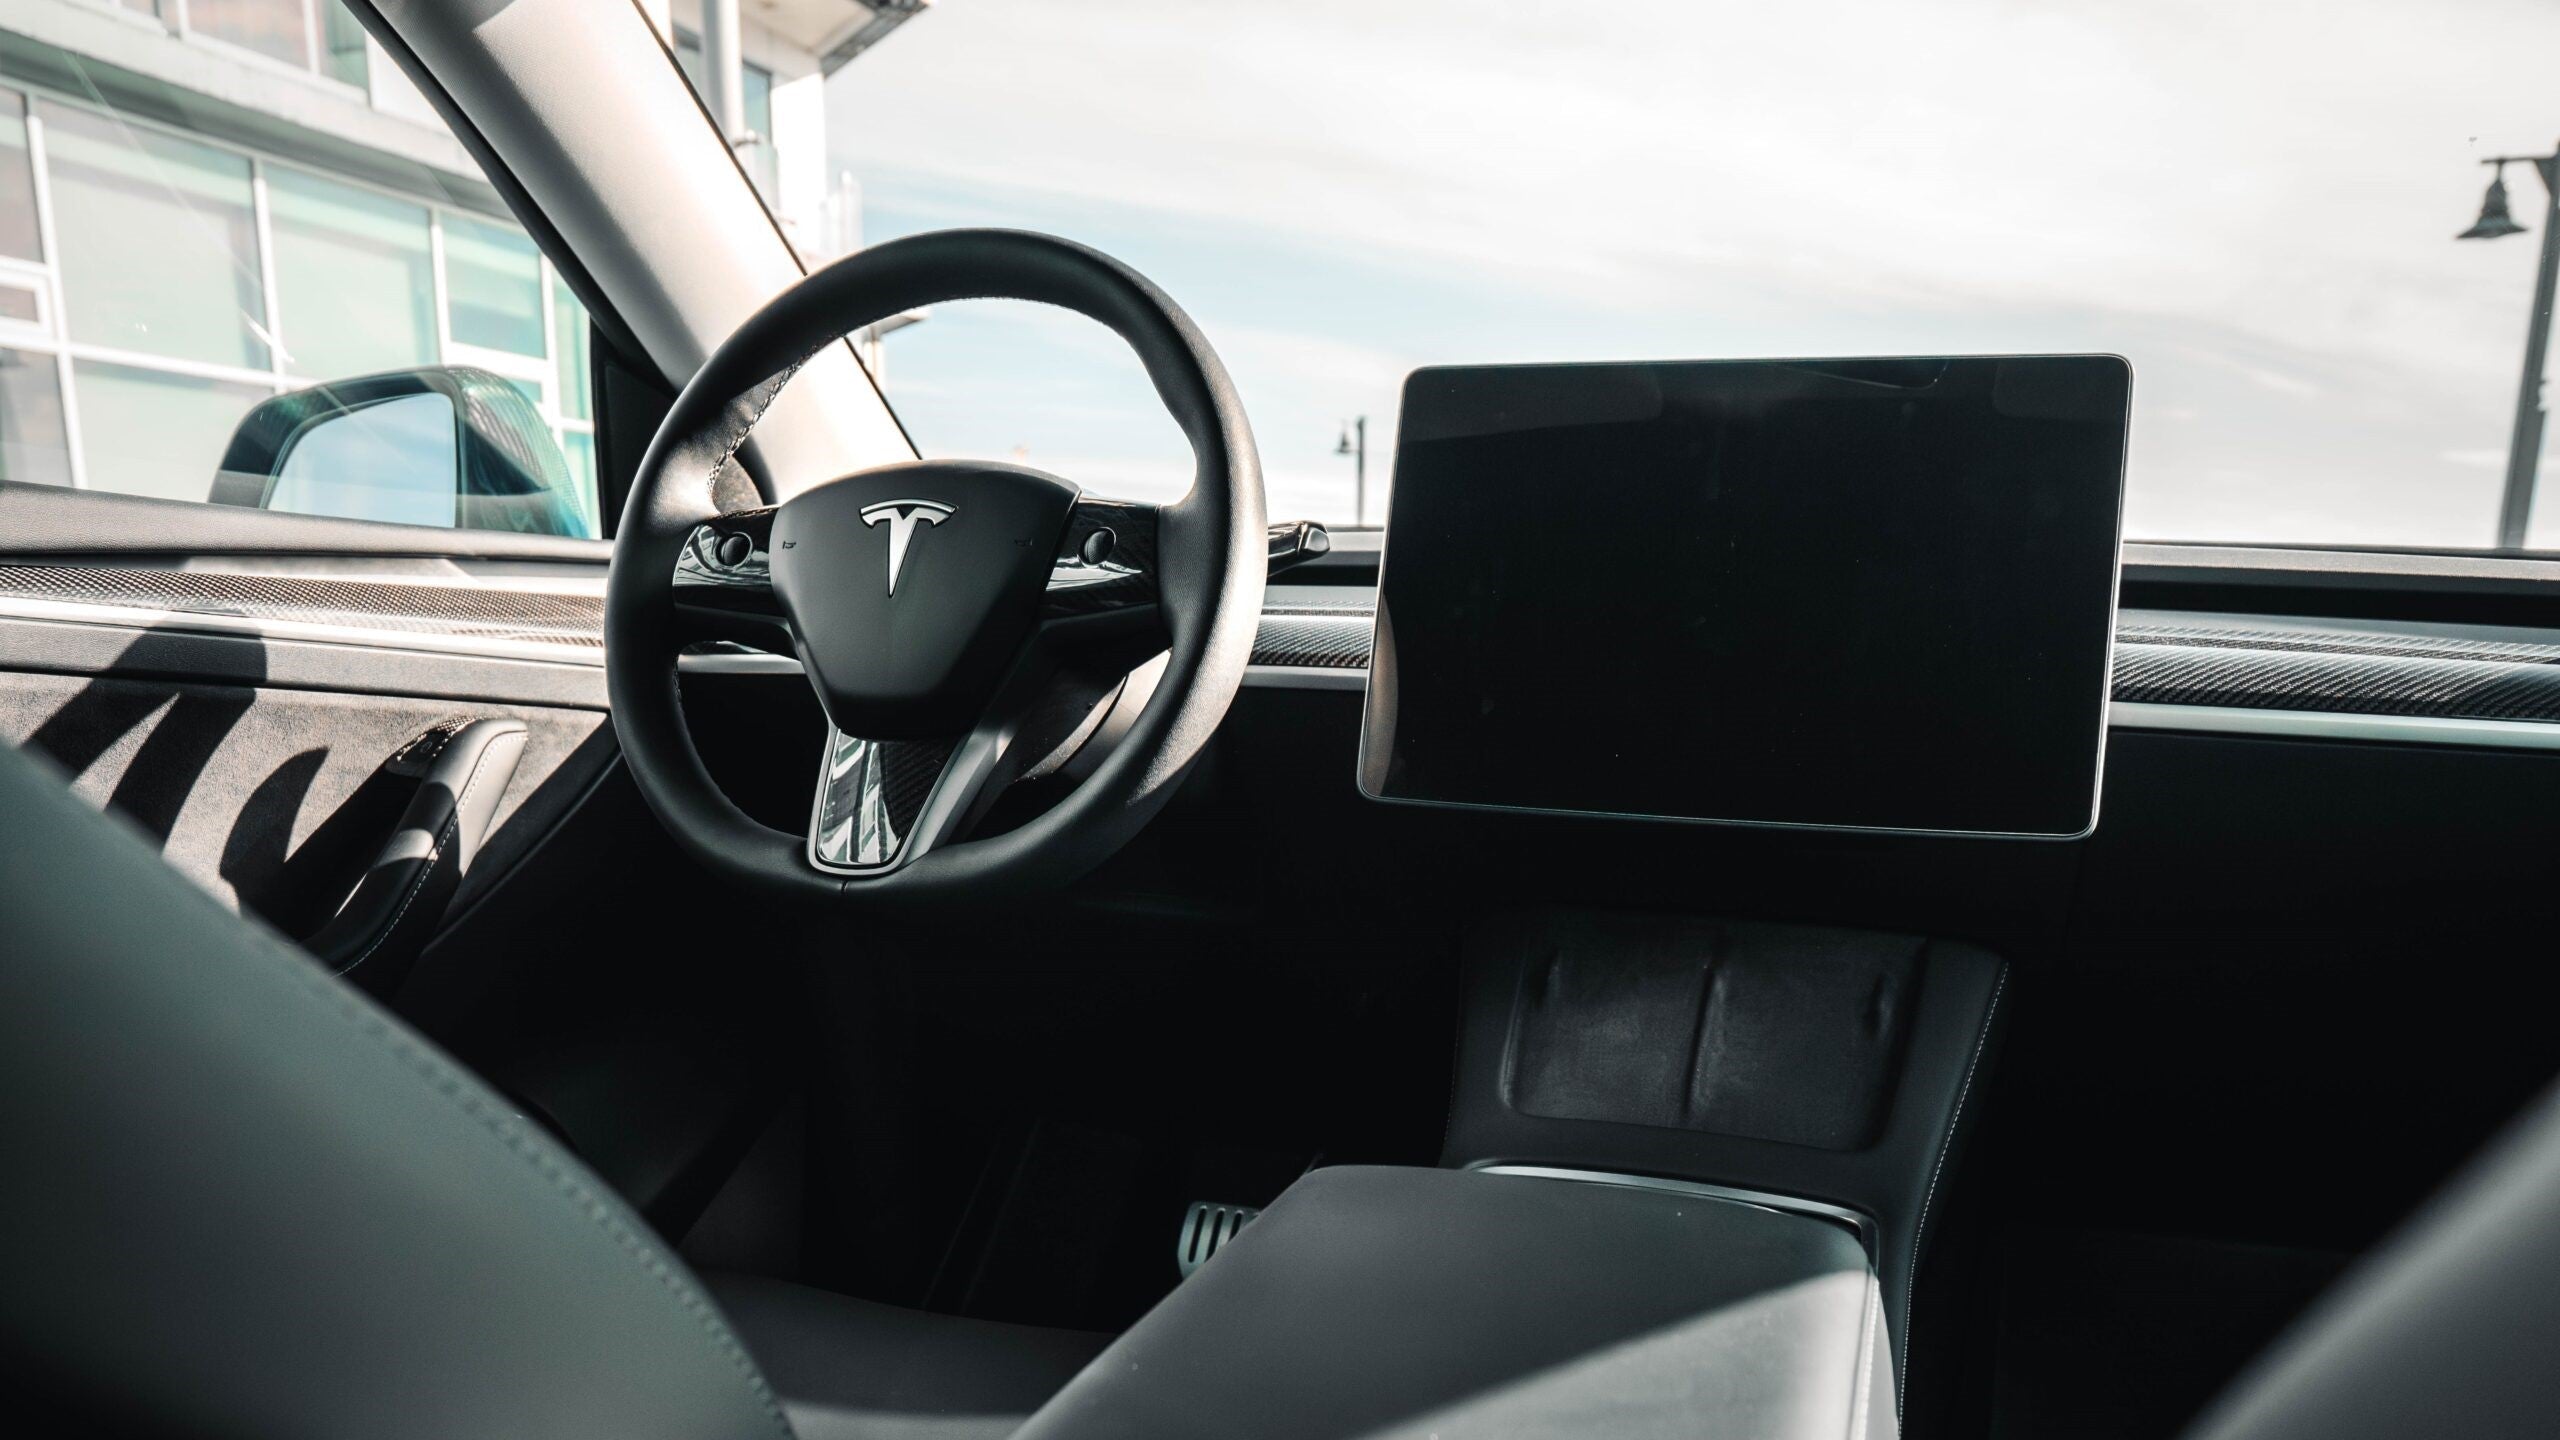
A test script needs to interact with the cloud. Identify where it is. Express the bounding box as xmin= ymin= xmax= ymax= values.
xmin=2238 ymin=366 xmax=2323 ymax=400
xmin=830 ymin=0 xmax=2560 ymax=544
